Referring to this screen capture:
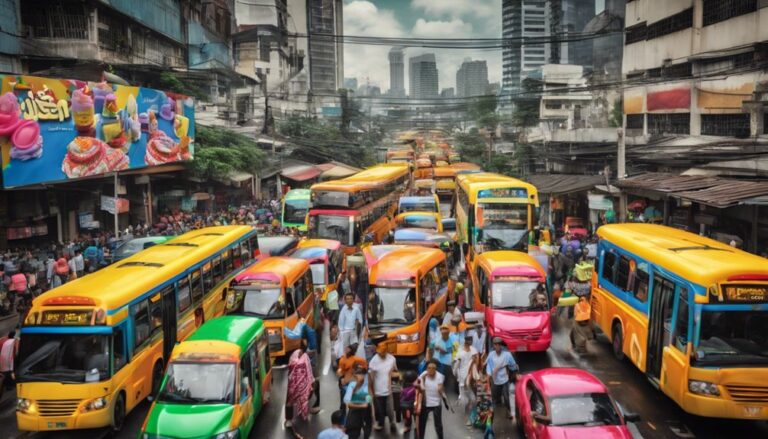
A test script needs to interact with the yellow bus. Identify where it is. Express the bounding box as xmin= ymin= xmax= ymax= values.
xmin=15 ymin=225 xmax=258 ymax=432
xmin=592 ymin=224 xmax=768 ymax=420
xmin=308 ymin=163 xmax=410 ymax=253
xmin=455 ymin=173 xmax=539 ymax=260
